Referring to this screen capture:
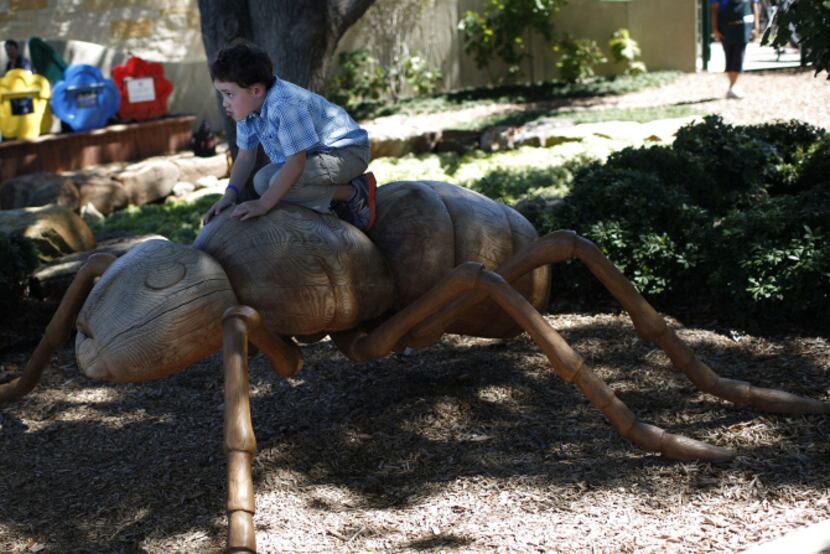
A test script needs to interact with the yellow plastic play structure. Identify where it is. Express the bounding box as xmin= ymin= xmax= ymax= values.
xmin=0 ymin=69 xmax=53 ymax=140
